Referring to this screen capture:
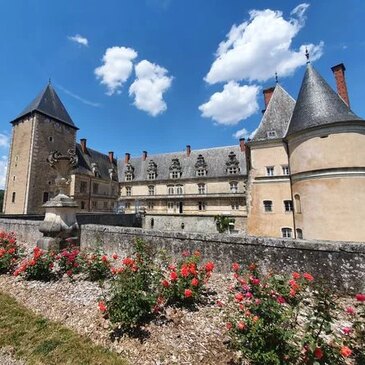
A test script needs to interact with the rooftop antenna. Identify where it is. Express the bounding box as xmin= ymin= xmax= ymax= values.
xmin=275 ymin=72 xmax=279 ymax=84
xmin=305 ymin=47 xmax=310 ymax=64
